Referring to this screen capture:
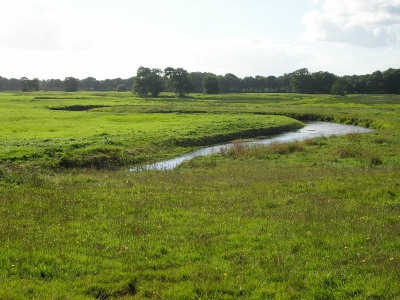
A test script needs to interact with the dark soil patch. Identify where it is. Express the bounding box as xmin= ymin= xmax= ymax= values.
xmin=48 ymin=105 xmax=109 ymax=111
